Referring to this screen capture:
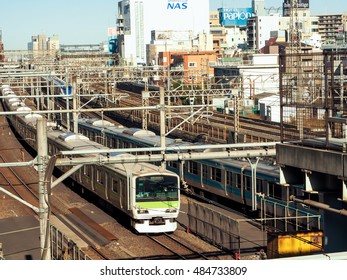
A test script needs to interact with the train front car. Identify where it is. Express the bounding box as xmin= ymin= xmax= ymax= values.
xmin=131 ymin=169 xmax=180 ymax=233
xmin=53 ymin=78 xmax=72 ymax=98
